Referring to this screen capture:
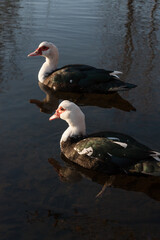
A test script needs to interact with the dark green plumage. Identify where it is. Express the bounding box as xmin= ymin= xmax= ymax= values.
xmin=61 ymin=132 xmax=160 ymax=175
xmin=43 ymin=64 xmax=136 ymax=93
